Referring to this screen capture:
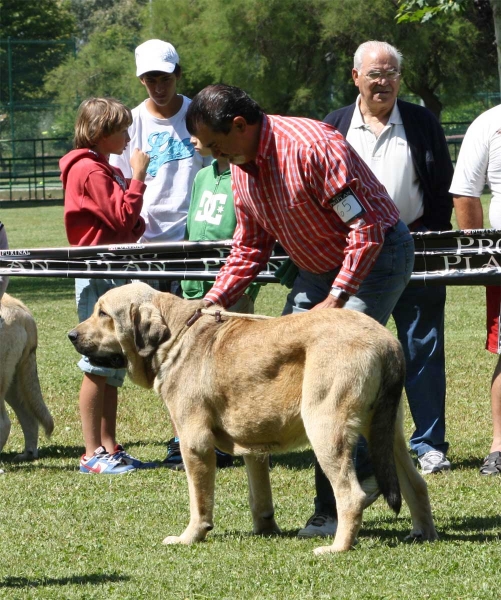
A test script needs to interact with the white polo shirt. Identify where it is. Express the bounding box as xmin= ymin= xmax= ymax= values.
xmin=449 ymin=104 xmax=501 ymax=228
xmin=345 ymin=97 xmax=424 ymax=227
